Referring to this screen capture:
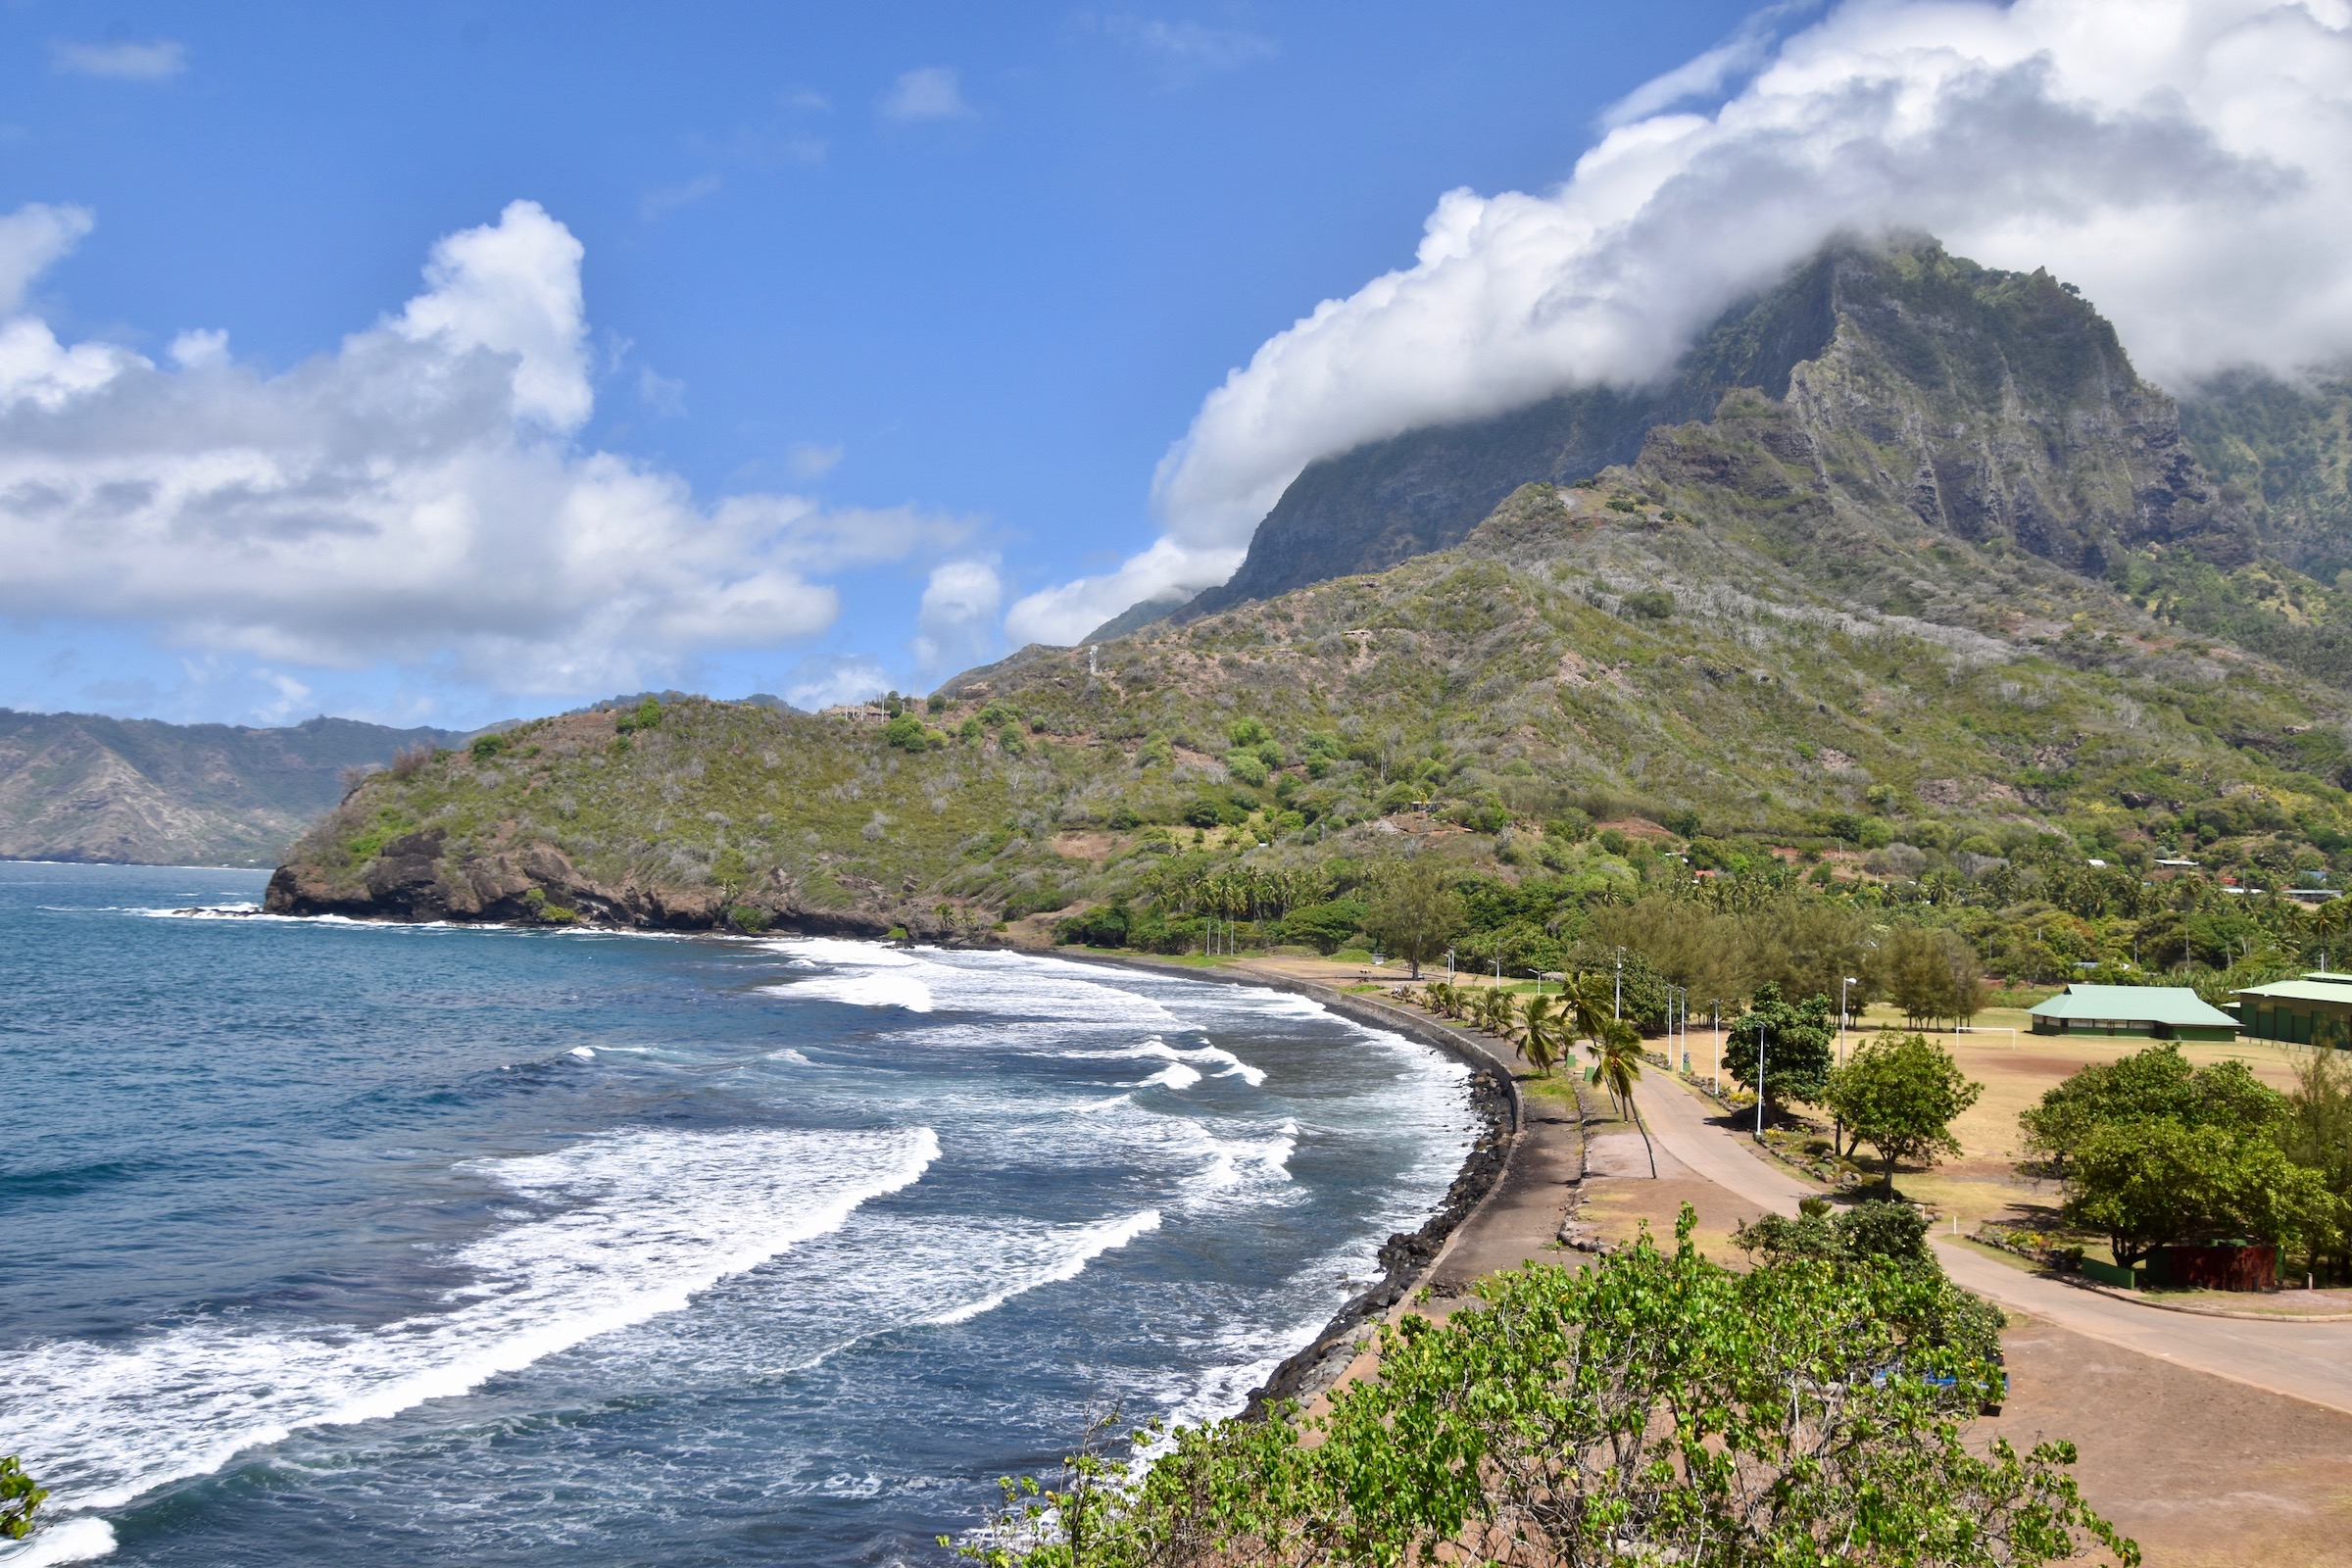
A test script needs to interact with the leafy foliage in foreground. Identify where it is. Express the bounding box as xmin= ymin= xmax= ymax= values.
xmin=0 ymin=1455 xmax=45 ymax=1542
xmin=951 ymin=1210 xmax=2133 ymax=1568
